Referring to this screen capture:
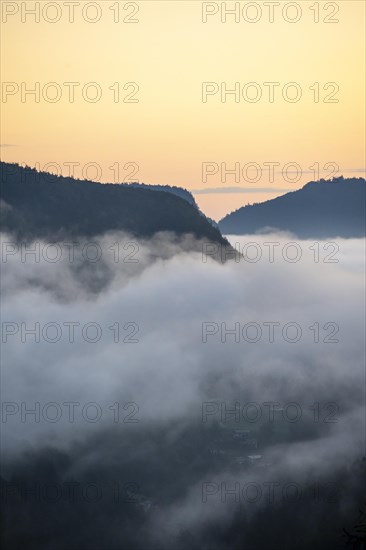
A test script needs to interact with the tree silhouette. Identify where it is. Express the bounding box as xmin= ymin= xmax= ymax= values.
xmin=343 ymin=503 xmax=366 ymax=549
